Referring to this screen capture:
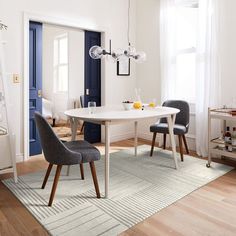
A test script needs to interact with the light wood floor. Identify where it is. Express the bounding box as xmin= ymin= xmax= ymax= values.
xmin=0 ymin=139 xmax=236 ymax=236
